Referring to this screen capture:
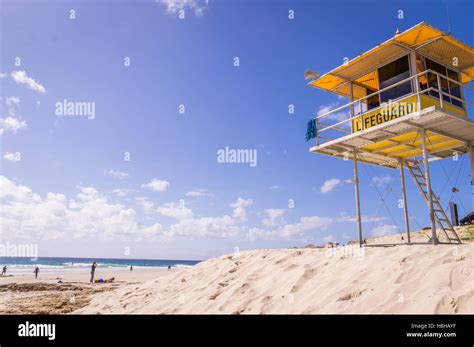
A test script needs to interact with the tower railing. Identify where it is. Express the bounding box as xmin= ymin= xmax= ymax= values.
xmin=314 ymin=69 xmax=474 ymax=145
